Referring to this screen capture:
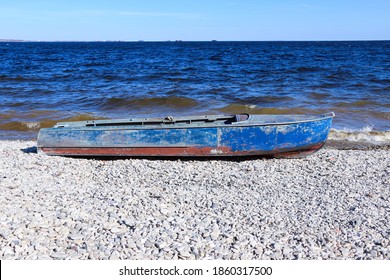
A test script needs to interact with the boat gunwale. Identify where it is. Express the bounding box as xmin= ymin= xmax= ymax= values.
xmin=47 ymin=113 xmax=335 ymax=131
